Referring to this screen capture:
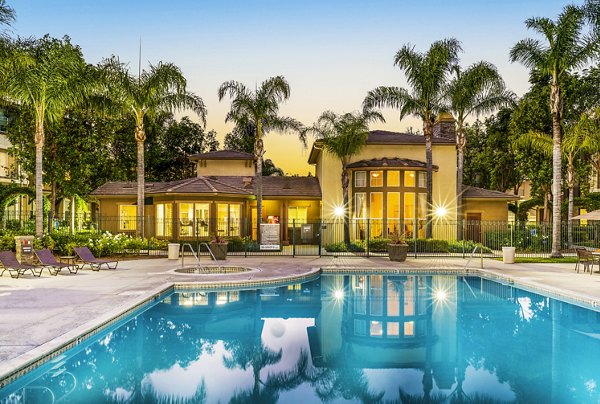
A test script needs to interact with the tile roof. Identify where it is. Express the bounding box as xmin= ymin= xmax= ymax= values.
xmin=346 ymin=157 xmax=438 ymax=171
xmin=188 ymin=150 xmax=254 ymax=161
xmin=462 ymin=186 xmax=520 ymax=200
xmin=367 ymin=130 xmax=456 ymax=145
xmin=91 ymin=176 xmax=321 ymax=198
xmin=262 ymin=176 xmax=321 ymax=198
